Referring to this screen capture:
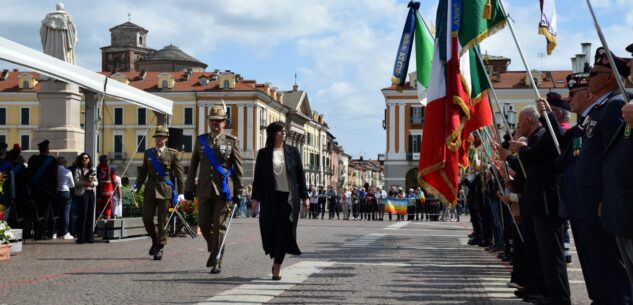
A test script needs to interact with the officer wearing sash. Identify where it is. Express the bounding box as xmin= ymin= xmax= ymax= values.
xmin=135 ymin=126 xmax=184 ymax=260
xmin=185 ymin=104 xmax=243 ymax=274
xmin=28 ymin=140 xmax=58 ymax=240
